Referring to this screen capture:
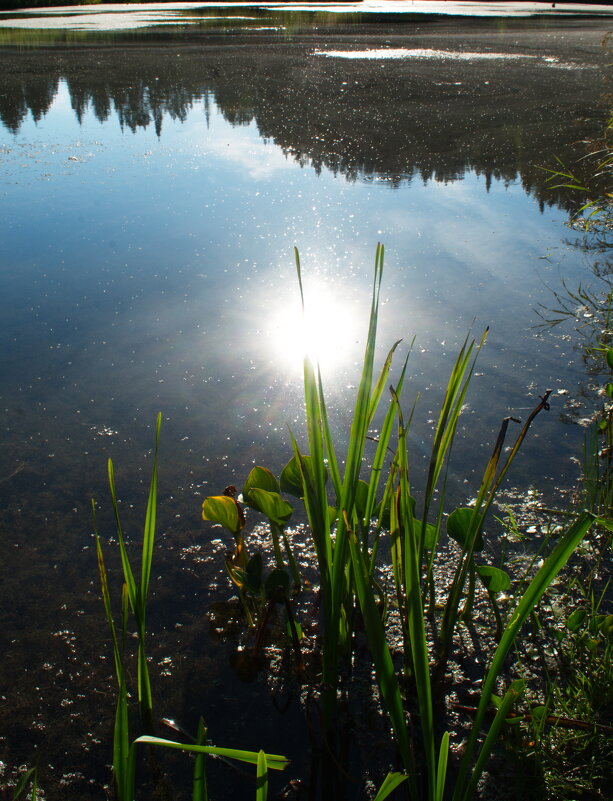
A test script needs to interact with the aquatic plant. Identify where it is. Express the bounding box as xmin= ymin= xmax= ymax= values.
xmin=93 ymin=412 xmax=162 ymax=799
xmin=201 ymin=245 xmax=598 ymax=800
xmin=94 ymin=414 xmax=289 ymax=800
